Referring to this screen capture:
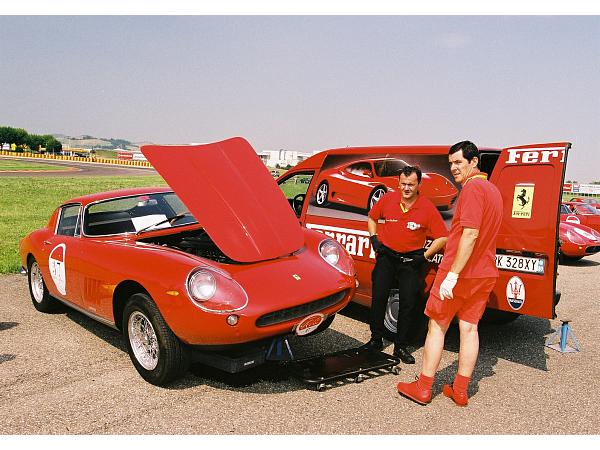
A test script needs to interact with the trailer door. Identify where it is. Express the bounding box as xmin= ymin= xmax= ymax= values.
xmin=488 ymin=142 xmax=570 ymax=318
